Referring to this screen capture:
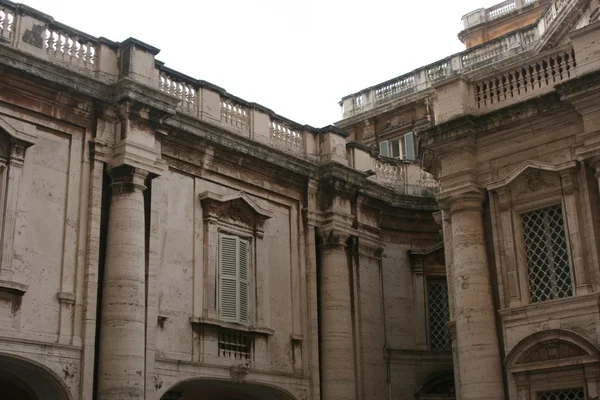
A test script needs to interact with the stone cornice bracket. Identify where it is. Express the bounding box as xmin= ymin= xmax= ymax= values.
xmin=108 ymin=165 xmax=149 ymax=194
xmin=230 ymin=363 xmax=250 ymax=384
xmin=356 ymin=236 xmax=384 ymax=260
